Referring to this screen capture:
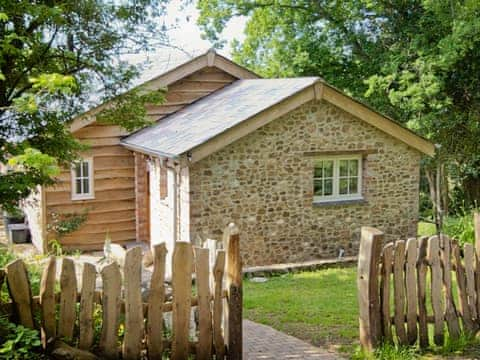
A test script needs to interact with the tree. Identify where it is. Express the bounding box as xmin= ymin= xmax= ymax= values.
xmin=198 ymin=0 xmax=480 ymax=213
xmin=0 ymin=0 xmax=169 ymax=211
